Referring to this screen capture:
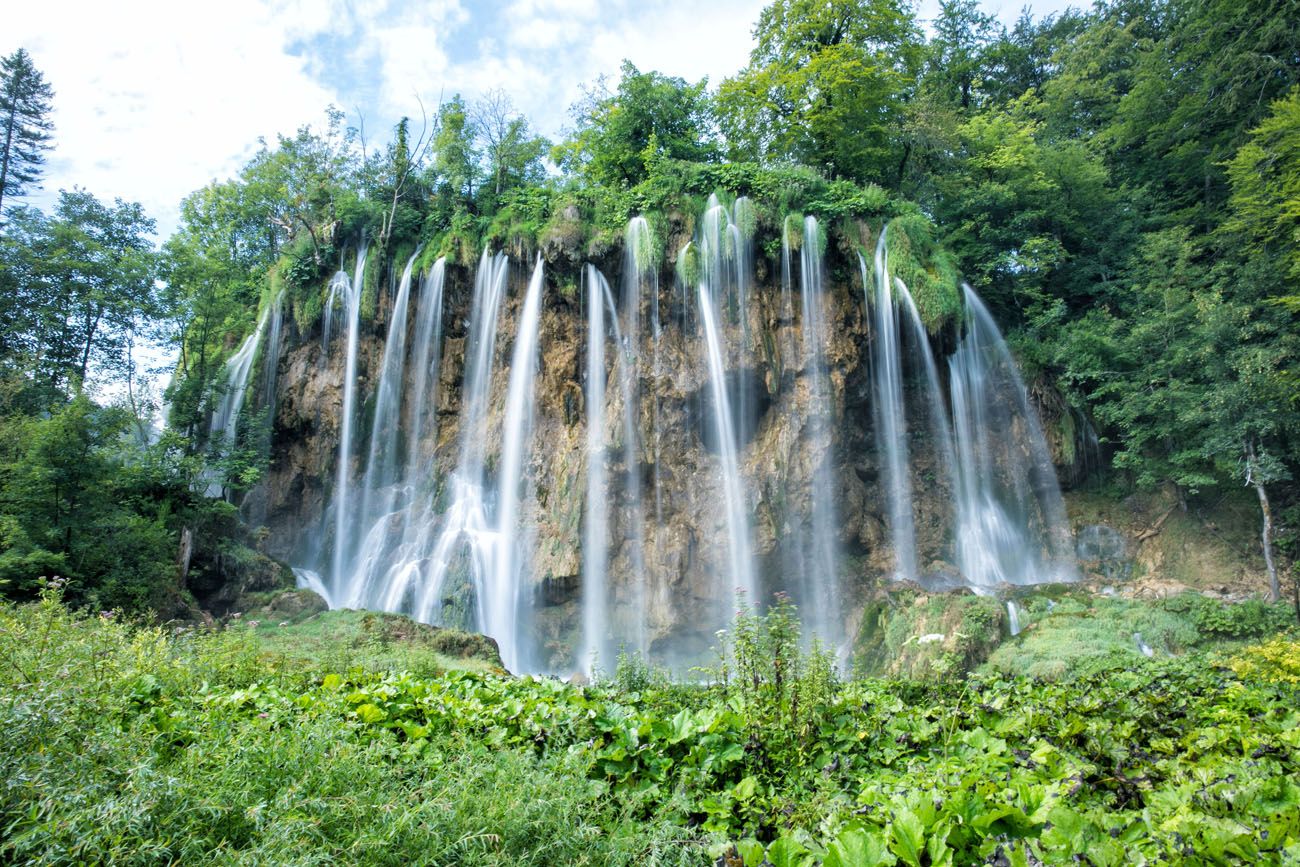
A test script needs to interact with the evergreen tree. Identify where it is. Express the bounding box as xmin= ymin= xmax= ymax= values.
xmin=0 ymin=49 xmax=55 ymax=217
